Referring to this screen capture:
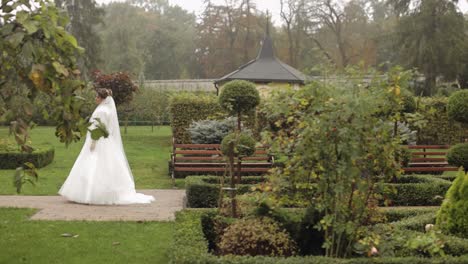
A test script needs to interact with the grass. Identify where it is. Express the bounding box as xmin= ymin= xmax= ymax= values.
xmin=0 ymin=126 xmax=184 ymax=195
xmin=0 ymin=208 xmax=174 ymax=264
